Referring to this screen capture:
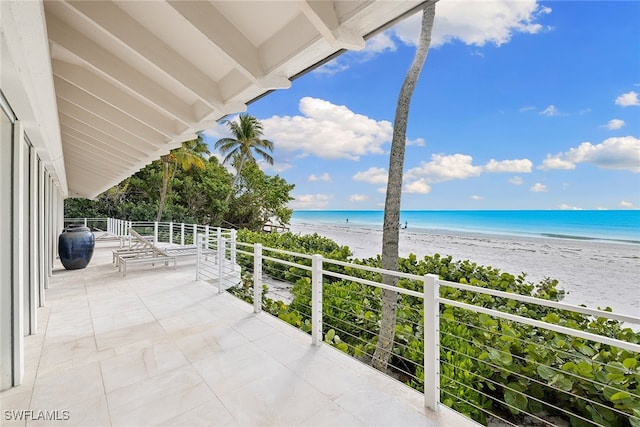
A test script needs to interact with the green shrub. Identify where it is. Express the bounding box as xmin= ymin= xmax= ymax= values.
xmin=232 ymin=230 xmax=640 ymax=426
